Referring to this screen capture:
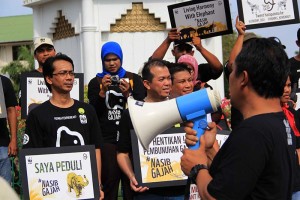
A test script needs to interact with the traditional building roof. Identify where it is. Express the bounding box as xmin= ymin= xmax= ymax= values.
xmin=0 ymin=15 xmax=33 ymax=44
